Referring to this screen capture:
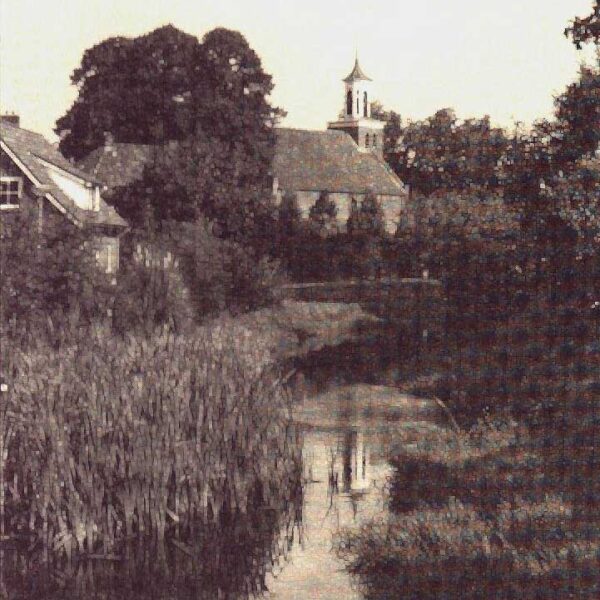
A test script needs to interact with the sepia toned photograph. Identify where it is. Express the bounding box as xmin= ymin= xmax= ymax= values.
xmin=0 ymin=1 xmax=599 ymax=598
